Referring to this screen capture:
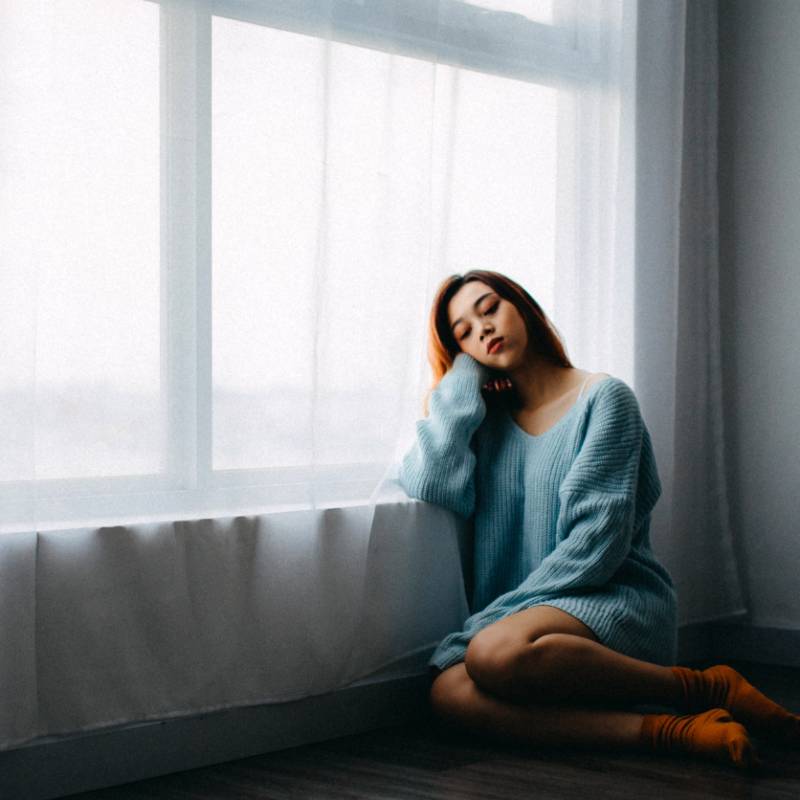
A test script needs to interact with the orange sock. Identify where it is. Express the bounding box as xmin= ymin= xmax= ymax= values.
xmin=640 ymin=708 xmax=761 ymax=769
xmin=670 ymin=664 xmax=800 ymax=744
